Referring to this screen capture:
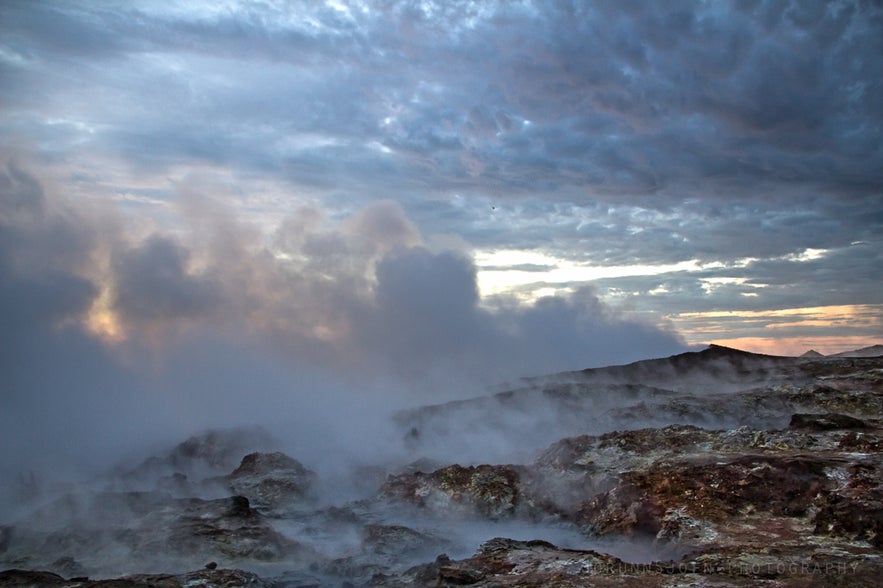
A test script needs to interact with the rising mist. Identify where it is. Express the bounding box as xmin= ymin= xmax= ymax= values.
xmin=0 ymin=157 xmax=686 ymax=513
